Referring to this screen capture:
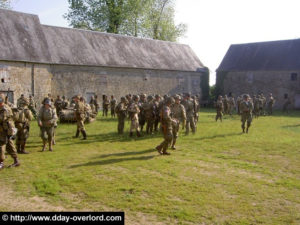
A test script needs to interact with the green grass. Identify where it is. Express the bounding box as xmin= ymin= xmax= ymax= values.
xmin=1 ymin=109 xmax=300 ymax=224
